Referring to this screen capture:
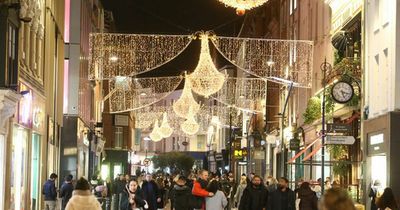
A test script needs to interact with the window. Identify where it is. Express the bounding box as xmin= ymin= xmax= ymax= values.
xmin=177 ymin=137 xmax=180 ymax=150
xmin=6 ymin=23 xmax=18 ymax=88
xmin=114 ymin=127 xmax=123 ymax=148
xmin=290 ymin=0 xmax=296 ymax=15
xmin=172 ymin=137 xmax=175 ymax=150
